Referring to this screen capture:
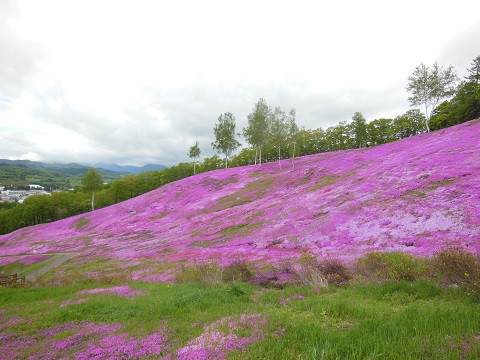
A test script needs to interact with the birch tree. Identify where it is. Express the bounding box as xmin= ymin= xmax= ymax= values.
xmin=287 ymin=108 xmax=299 ymax=168
xmin=406 ymin=62 xmax=458 ymax=132
xmin=81 ymin=168 xmax=103 ymax=211
xmin=212 ymin=112 xmax=240 ymax=168
xmin=269 ymin=106 xmax=289 ymax=168
xmin=243 ymin=98 xmax=270 ymax=165
xmin=188 ymin=141 xmax=201 ymax=174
